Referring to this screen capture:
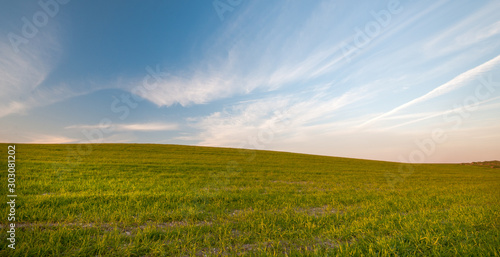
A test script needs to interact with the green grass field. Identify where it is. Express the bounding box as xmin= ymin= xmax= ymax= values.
xmin=1 ymin=143 xmax=499 ymax=256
